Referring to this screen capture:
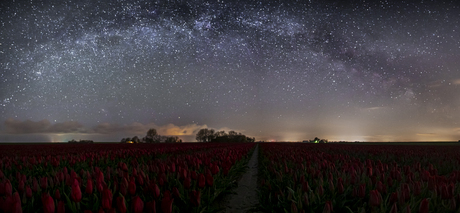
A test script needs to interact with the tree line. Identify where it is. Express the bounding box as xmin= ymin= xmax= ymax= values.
xmin=120 ymin=128 xmax=182 ymax=143
xmin=195 ymin=128 xmax=255 ymax=142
